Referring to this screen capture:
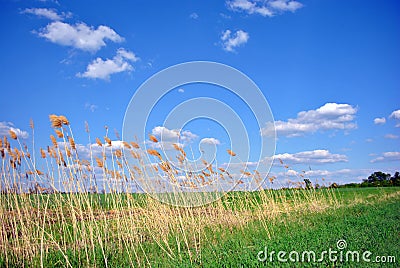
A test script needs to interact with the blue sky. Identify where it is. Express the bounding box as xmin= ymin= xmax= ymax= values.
xmin=1 ymin=0 xmax=399 ymax=187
